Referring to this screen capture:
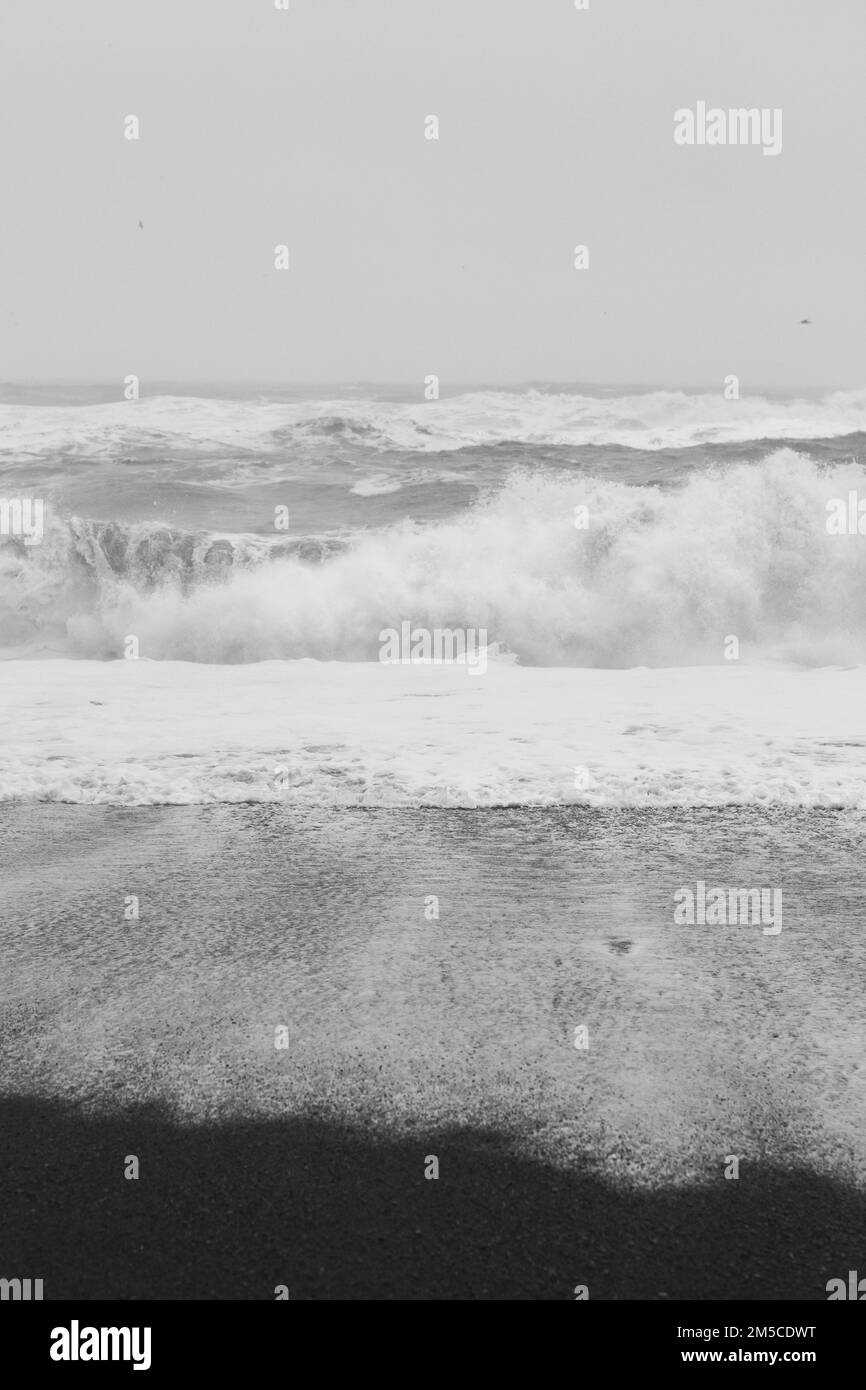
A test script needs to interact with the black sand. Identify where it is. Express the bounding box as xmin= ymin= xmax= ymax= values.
xmin=2 ymin=805 xmax=865 ymax=1299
